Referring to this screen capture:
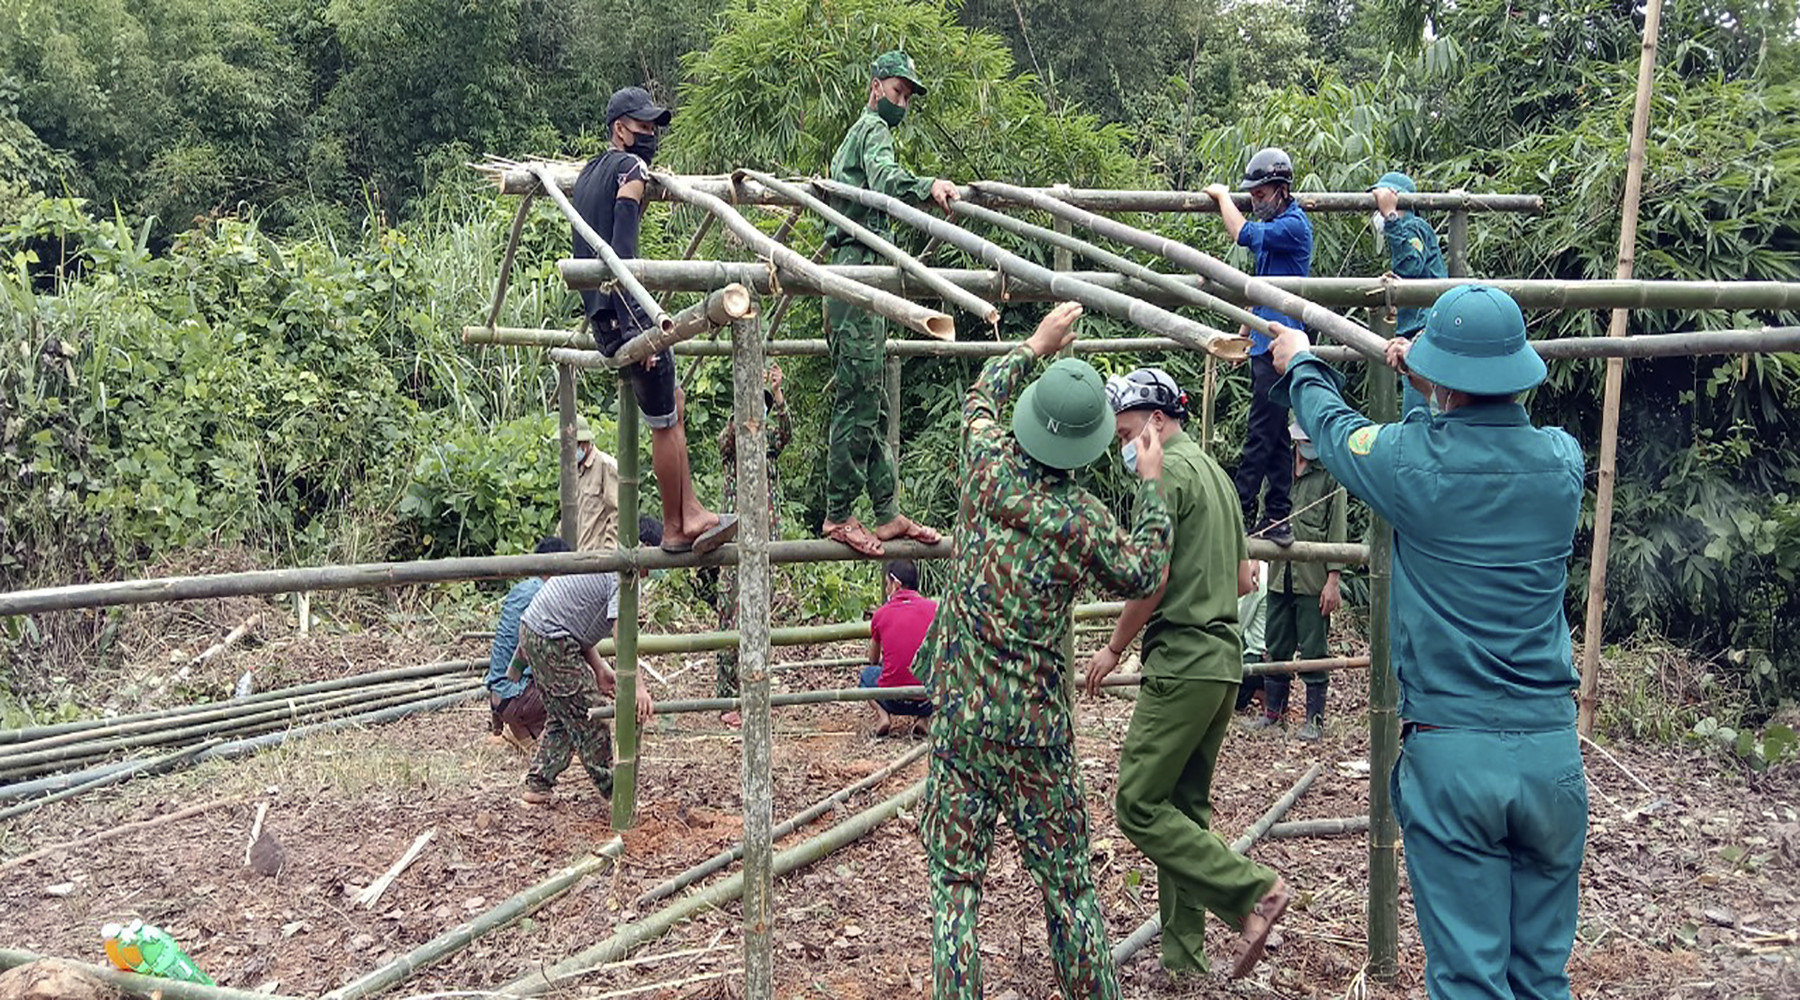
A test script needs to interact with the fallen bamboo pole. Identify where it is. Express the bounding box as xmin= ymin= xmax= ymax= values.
xmin=0 ymin=949 xmax=295 ymax=1000
xmin=738 ymin=170 xmax=998 ymax=325
xmin=0 ymin=740 xmax=221 ymax=822
xmin=325 ymin=840 xmax=626 ymax=1000
xmin=1111 ymin=762 xmax=1323 ymax=964
xmin=976 ymin=180 xmax=1385 ymax=360
xmin=652 ymin=171 xmax=954 ymax=340
xmin=810 ymin=177 xmax=1248 ymax=360
xmin=487 ymin=167 xmax=1543 ymax=214
xmin=634 ymin=741 xmax=932 ymax=907
xmin=0 ymin=797 xmax=242 ymax=873
xmin=0 ymin=540 xmax=1358 ymax=616
xmin=526 ymin=164 xmax=671 ymax=336
xmin=1266 ymin=815 xmax=1369 ymax=839
xmin=498 ymin=780 xmax=926 ymax=997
